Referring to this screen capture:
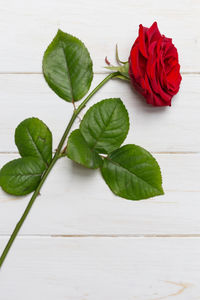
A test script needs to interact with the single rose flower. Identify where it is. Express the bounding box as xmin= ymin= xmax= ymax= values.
xmin=128 ymin=22 xmax=182 ymax=106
